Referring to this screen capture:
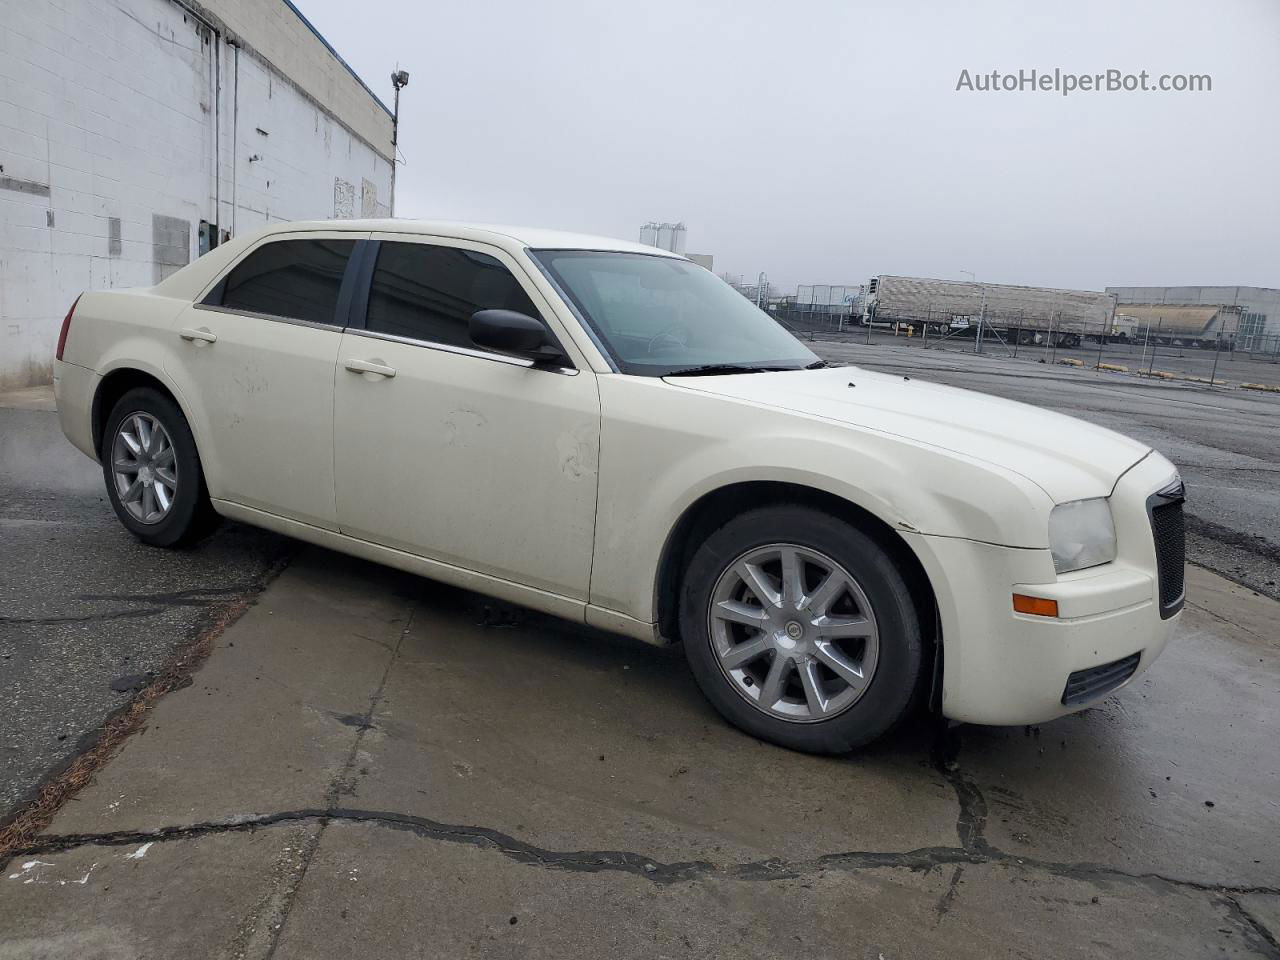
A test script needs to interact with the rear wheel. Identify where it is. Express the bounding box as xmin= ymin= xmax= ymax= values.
xmin=679 ymin=506 xmax=924 ymax=753
xmin=102 ymin=387 xmax=218 ymax=547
